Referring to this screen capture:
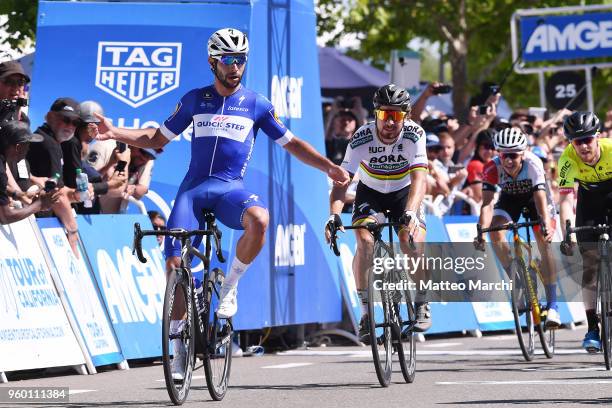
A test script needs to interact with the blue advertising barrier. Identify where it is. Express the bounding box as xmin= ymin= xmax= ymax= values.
xmin=32 ymin=0 xmax=341 ymax=330
xmin=37 ymin=218 xmax=124 ymax=367
xmin=76 ymin=214 xmax=166 ymax=359
xmin=521 ymin=12 xmax=612 ymax=62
